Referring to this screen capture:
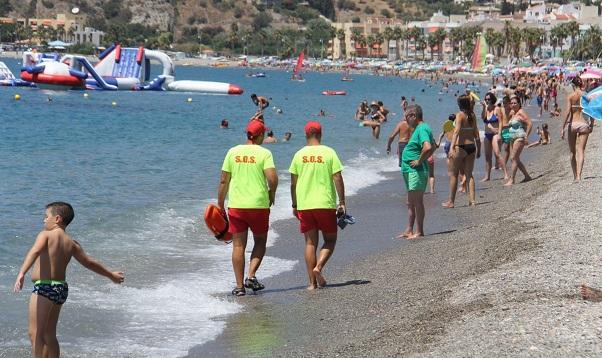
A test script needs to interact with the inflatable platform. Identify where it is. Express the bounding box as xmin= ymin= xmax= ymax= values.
xmin=0 ymin=61 xmax=35 ymax=87
xmin=20 ymin=44 xmax=243 ymax=94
